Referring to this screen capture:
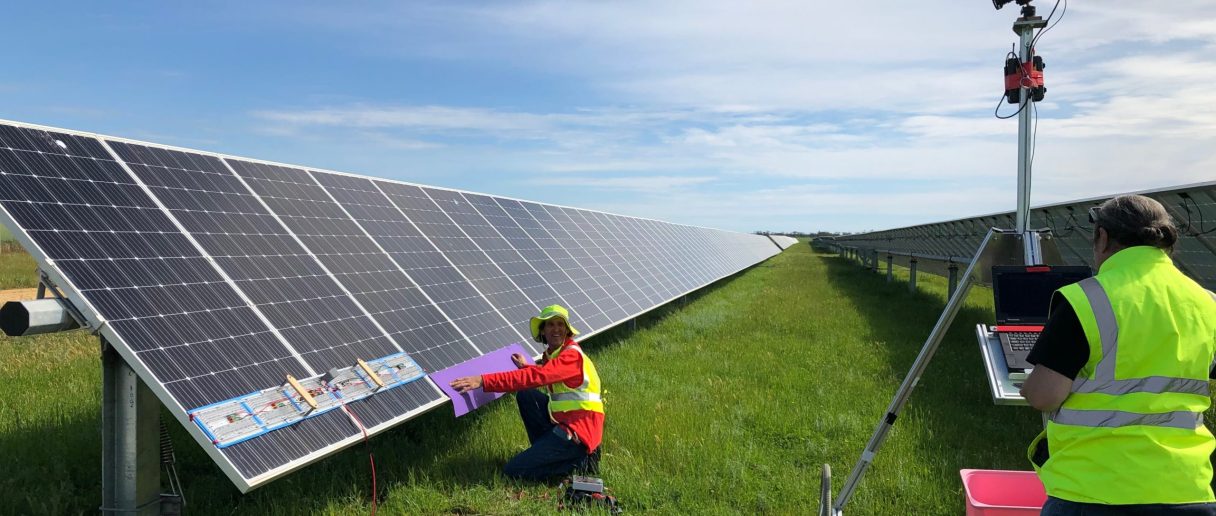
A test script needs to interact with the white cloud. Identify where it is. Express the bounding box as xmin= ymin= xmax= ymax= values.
xmin=536 ymin=175 xmax=718 ymax=191
xmin=238 ymin=0 xmax=1216 ymax=232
